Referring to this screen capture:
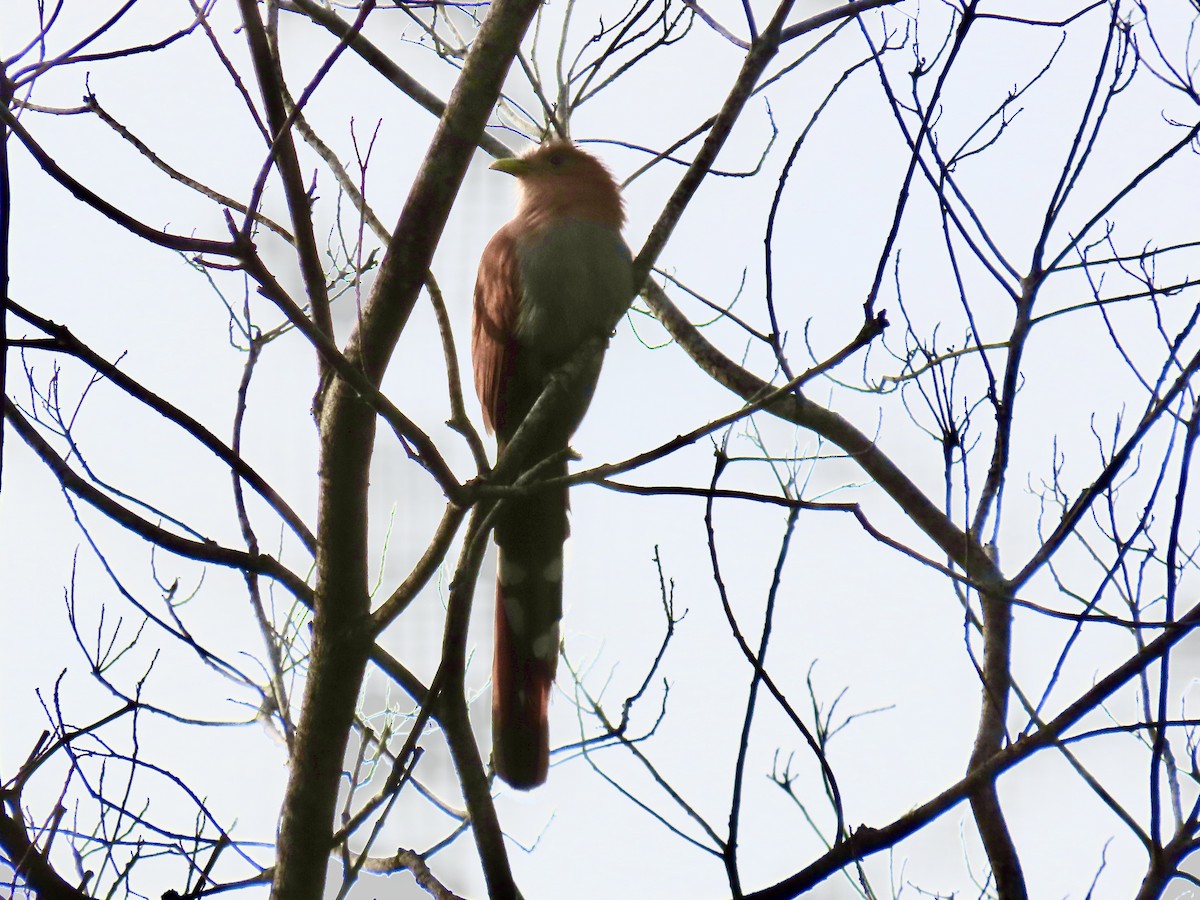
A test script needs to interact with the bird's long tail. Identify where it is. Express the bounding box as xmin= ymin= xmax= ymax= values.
xmin=491 ymin=457 xmax=569 ymax=789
